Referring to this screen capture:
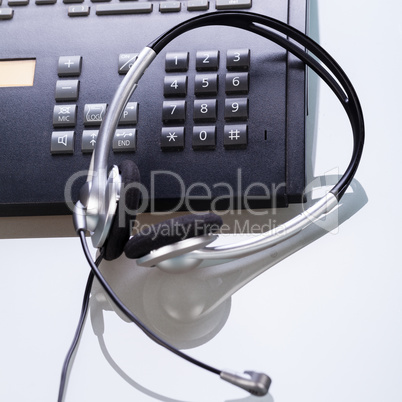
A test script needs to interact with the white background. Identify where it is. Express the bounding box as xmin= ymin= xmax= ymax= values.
xmin=1 ymin=1 xmax=402 ymax=401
